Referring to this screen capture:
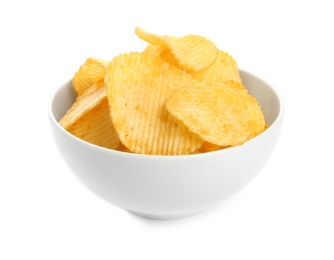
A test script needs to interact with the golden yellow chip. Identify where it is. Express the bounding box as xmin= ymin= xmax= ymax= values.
xmin=225 ymin=80 xmax=248 ymax=94
xmin=72 ymin=58 xmax=110 ymax=96
xmin=225 ymin=81 xmax=266 ymax=139
xmin=193 ymin=51 xmax=241 ymax=83
xmin=166 ymin=81 xmax=250 ymax=146
xmin=135 ymin=27 xmax=169 ymax=46
xmin=59 ymin=82 xmax=120 ymax=149
xmin=244 ymin=94 xmax=266 ymax=139
xmin=105 ymin=52 xmax=203 ymax=155
xmin=117 ymin=142 xmax=133 ymax=153
xmin=136 ymin=27 xmax=218 ymax=72
xmin=143 ymin=44 xmax=164 ymax=56
xmin=143 ymin=44 xmax=178 ymax=65
xmin=197 ymin=142 xmax=229 ymax=153
xmin=165 ymin=35 xmax=218 ymax=72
